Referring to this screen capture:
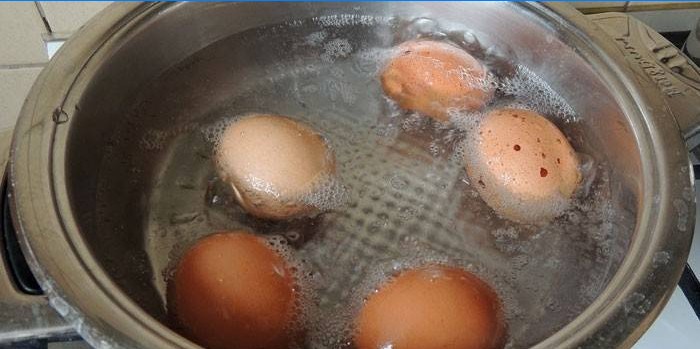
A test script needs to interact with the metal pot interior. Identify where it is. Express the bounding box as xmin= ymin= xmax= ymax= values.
xmin=63 ymin=2 xmax=641 ymax=347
